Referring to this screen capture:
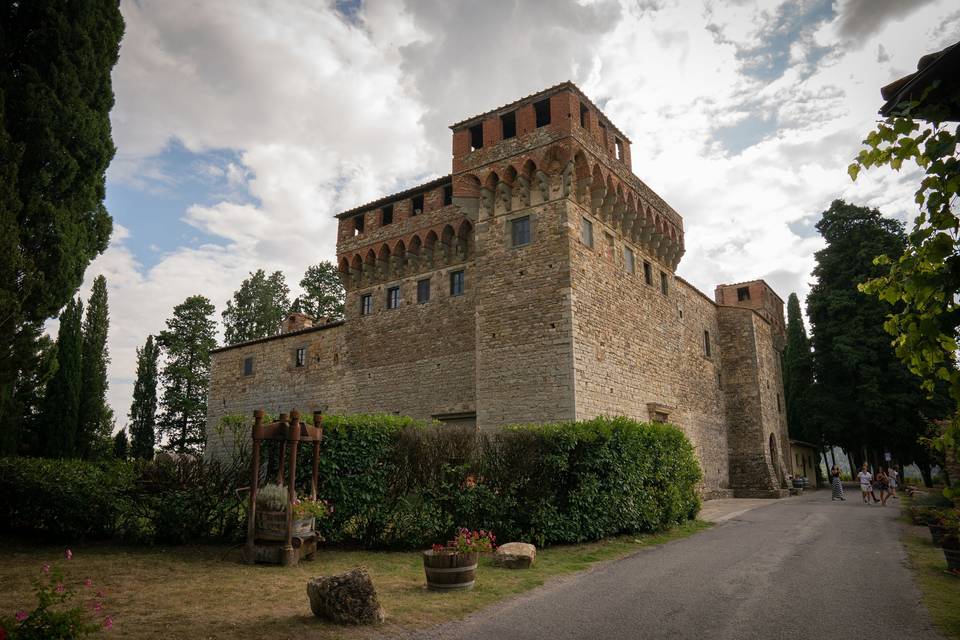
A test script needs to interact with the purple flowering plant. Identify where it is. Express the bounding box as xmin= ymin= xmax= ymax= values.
xmin=0 ymin=550 xmax=113 ymax=639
